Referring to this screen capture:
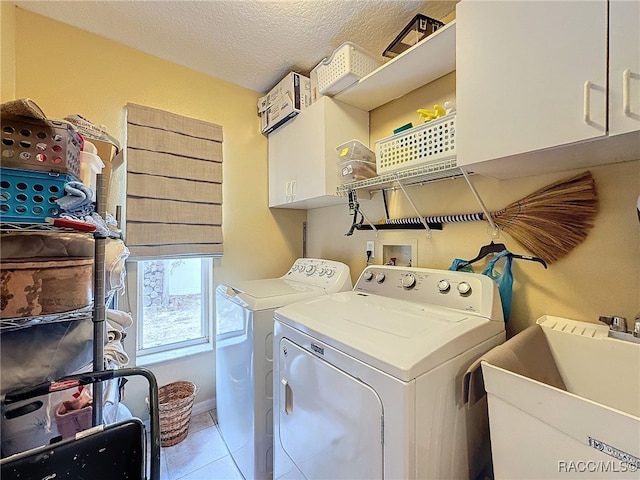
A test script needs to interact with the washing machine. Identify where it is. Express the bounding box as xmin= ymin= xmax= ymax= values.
xmin=215 ymin=258 xmax=352 ymax=480
xmin=273 ymin=265 xmax=506 ymax=480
